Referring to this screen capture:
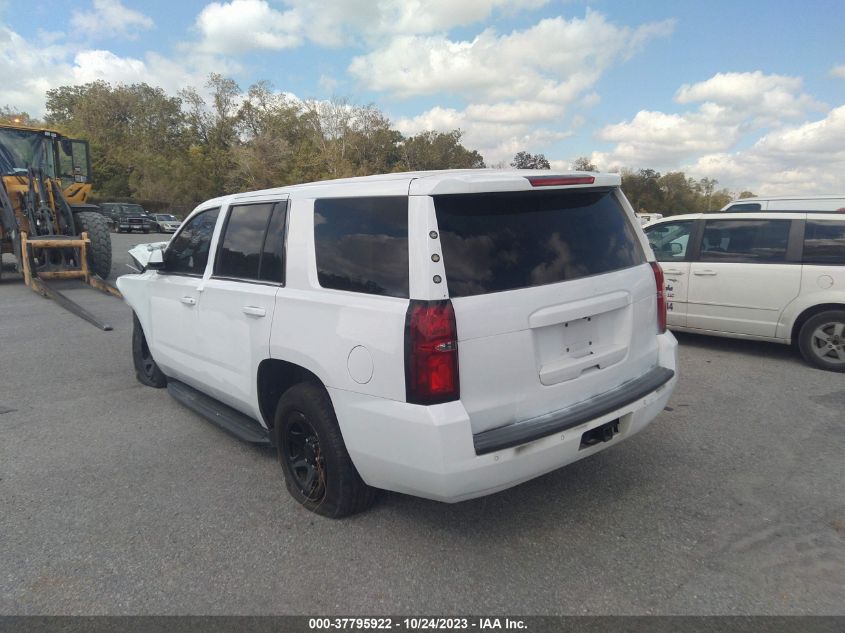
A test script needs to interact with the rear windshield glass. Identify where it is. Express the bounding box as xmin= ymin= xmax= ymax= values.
xmin=433 ymin=189 xmax=644 ymax=297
